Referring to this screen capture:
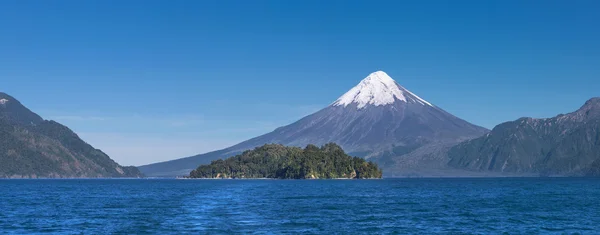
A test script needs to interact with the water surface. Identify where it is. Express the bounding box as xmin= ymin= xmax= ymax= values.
xmin=1 ymin=178 xmax=599 ymax=234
